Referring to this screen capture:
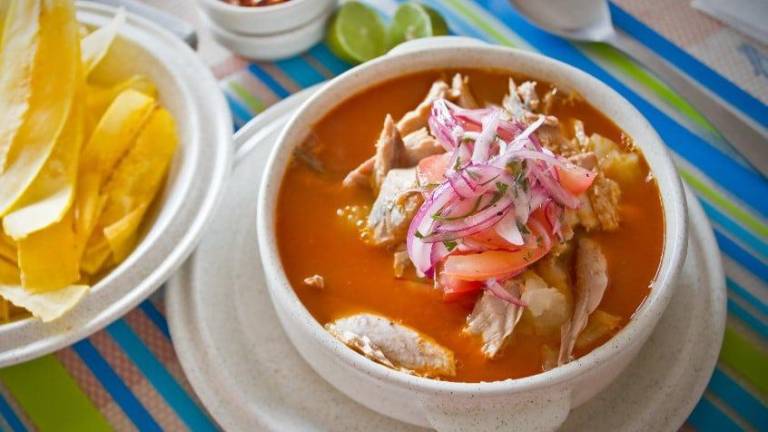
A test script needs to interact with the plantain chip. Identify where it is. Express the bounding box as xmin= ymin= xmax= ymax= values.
xmin=3 ymin=71 xmax=84 ymax=239
xmin=81 ymin=7 xmax=125 ymax=76
xmin=81 ymin=108 xmax=176 ymax=273
xmin=0 ymin=257 xmax=87 ymax=322
xmin=0 ymin=0 xmax=41 ymax=171
xmin=80 ymin=235 xmax=111 ymax=276
xmin=100 ymin=108 xmax=177 ymax=226
xmin=0 ymin=229 xmax=15 ymax=264
xmin=17 ymin=209 xmax=79 ymax=292
xmin=0 ymin=0 xmax=78 ymax=216
xmin=85 ymin=75 xmax=156 ymax=136
xmin=104 ymin=203 xmax=149 ymax=263
xmin=0 ymin=299 xmax=8 ymax=323
xmin=74 ymin=89 xmax=155 ymax=251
